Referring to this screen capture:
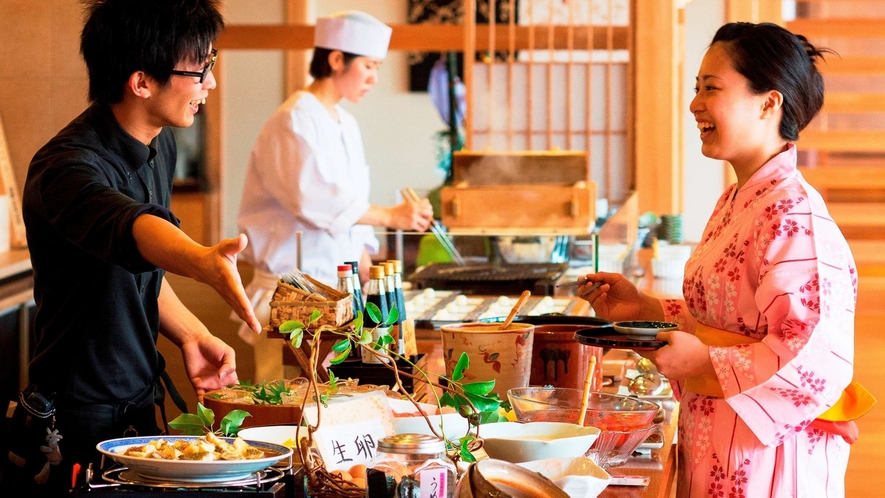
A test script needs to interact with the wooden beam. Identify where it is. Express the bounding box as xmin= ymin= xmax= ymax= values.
xmin=787 ymin=19 xmax=885 ymax=38
xmin=216 ymin=24 xmax=628 ymax=52
xmin=819 ymin=56 xmax=885 ymax=76
xmin=799 ymin=166 xmax=885 ymax=189
xmin=726 ymin=0 xmax=783 ymax=24
xmin=827 ymin=202 xmax=885 ymax=228
xmin=799 ymin=130 xmax=885 ymax=152
xmin=823 ymin=93 xmax=885 ymax=114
